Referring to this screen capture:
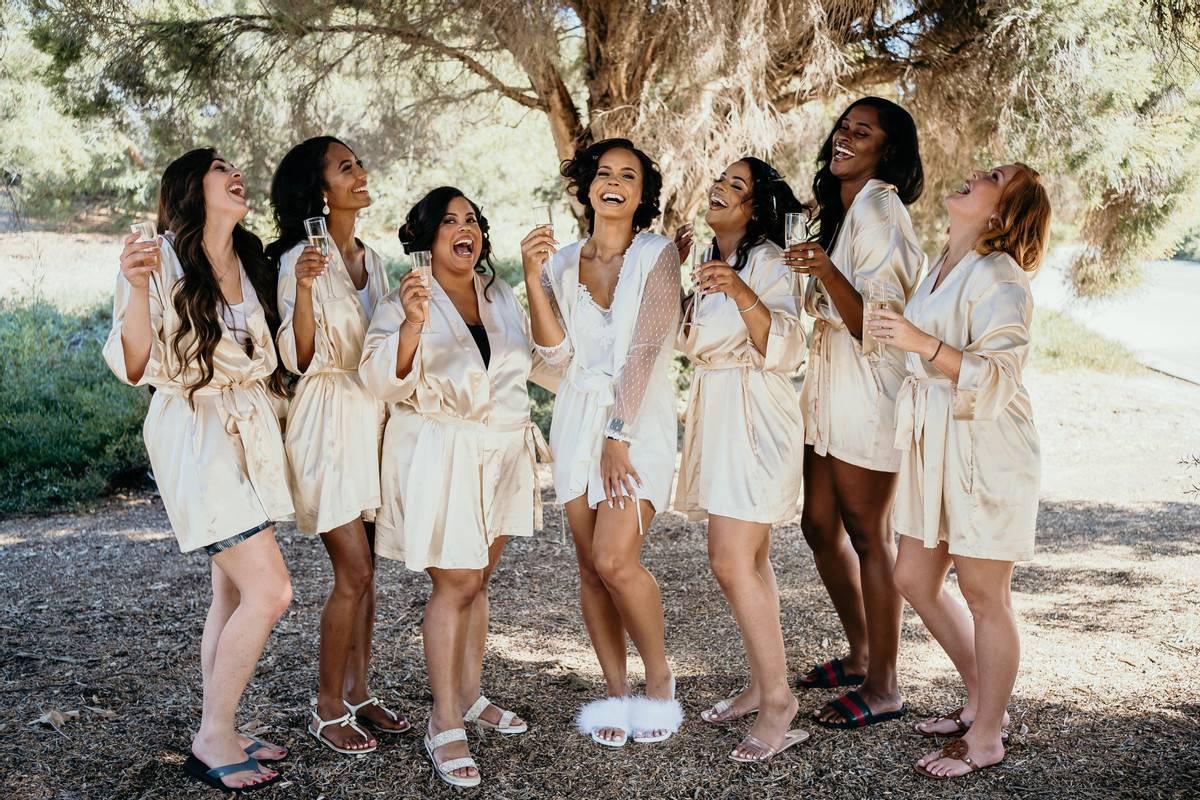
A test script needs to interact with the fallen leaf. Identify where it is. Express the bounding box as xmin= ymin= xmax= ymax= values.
xmin=84 ymin=705 xmax=117 ymax=719
xmin=30 ymin=709 xmax=79 ymax=735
